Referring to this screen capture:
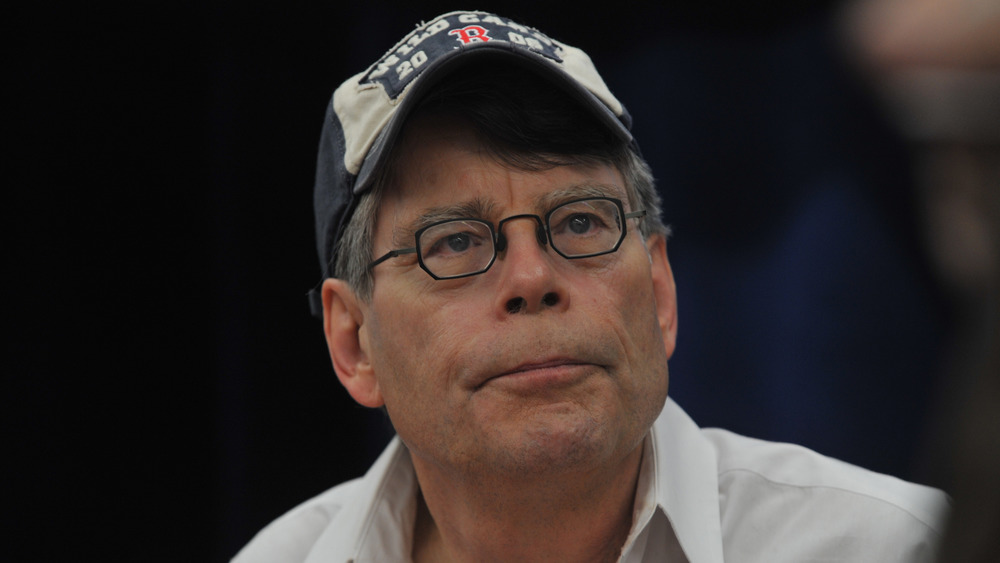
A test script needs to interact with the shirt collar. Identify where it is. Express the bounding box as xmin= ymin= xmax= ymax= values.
xmin=646 ymin=397 xmax=726 ymax=563
xmin=303 ymin=436 xmax=417 ymax=563
xmin=303 ymin=398 xmax=724 ymax=563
